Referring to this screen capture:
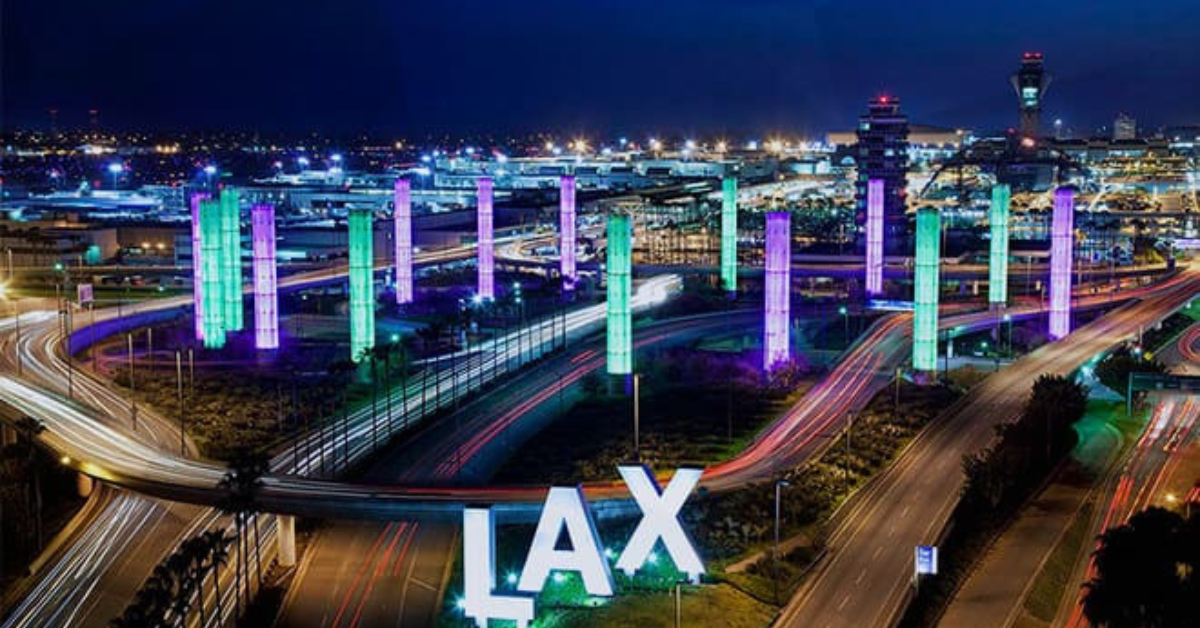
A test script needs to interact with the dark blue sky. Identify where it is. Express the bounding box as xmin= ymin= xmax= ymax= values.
xmin=4 ymin=0 xmax=1198 ymax=137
